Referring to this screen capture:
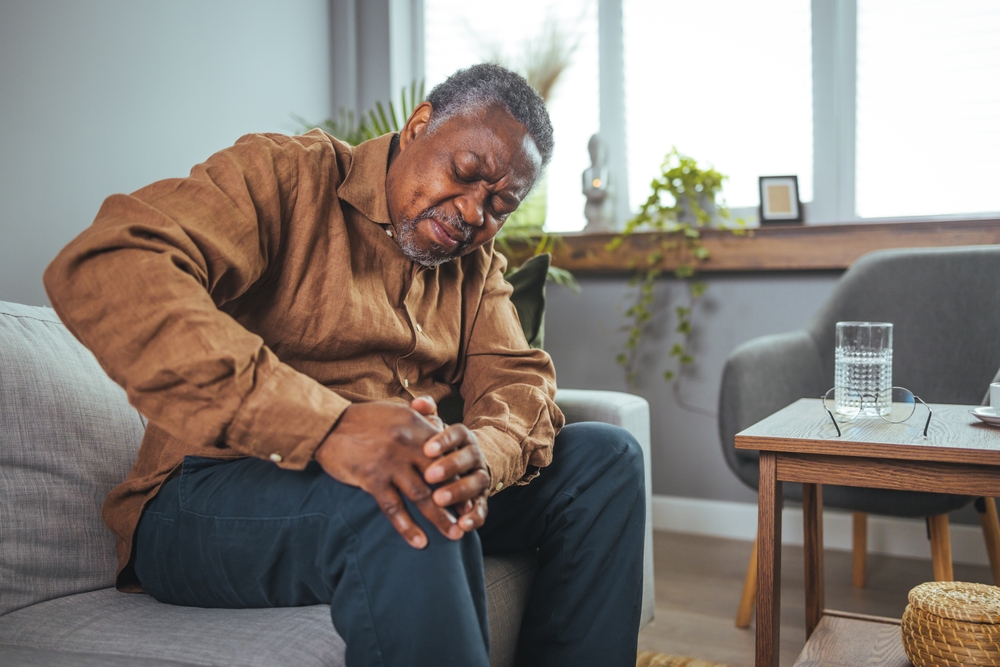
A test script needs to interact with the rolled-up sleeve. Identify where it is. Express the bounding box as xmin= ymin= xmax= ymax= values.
xmin=460 ymin=252 xmax=565 ymax=492
xmin=43 ymin=133 xmax=350 ymax=469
